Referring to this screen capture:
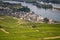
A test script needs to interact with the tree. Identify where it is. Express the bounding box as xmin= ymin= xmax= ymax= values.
xmin=43 ymin=18 xmax=49 ymax=23
xmin=31 ymin=25 xmax=36 ymax=28
xmin=0 ymin=26 xmax=2 ymax=28
xmin=18 ymin=6 xmax=30 ymax=12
